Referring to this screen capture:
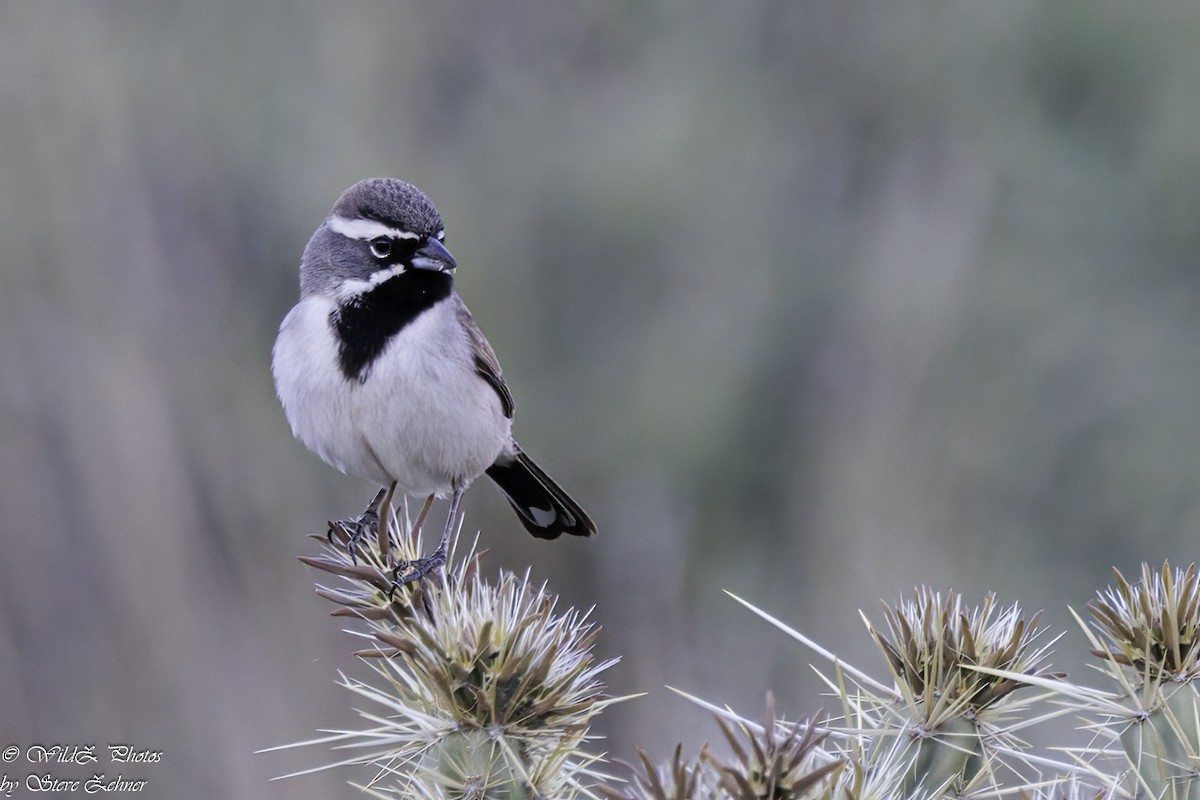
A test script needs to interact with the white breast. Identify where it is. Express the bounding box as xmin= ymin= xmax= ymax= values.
xmin=272 ymin=294 xmax=513 ymax=497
